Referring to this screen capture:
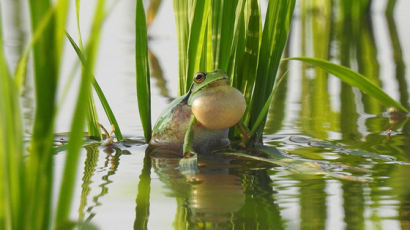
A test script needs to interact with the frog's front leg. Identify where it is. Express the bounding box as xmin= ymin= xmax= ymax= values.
xmin=179 ymin=116 xmax=199 ymax=176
